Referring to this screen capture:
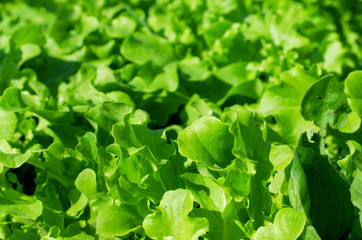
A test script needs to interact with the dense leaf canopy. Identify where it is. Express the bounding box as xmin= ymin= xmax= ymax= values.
xmin=0 ymin=0 xmax=362 ymax=239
